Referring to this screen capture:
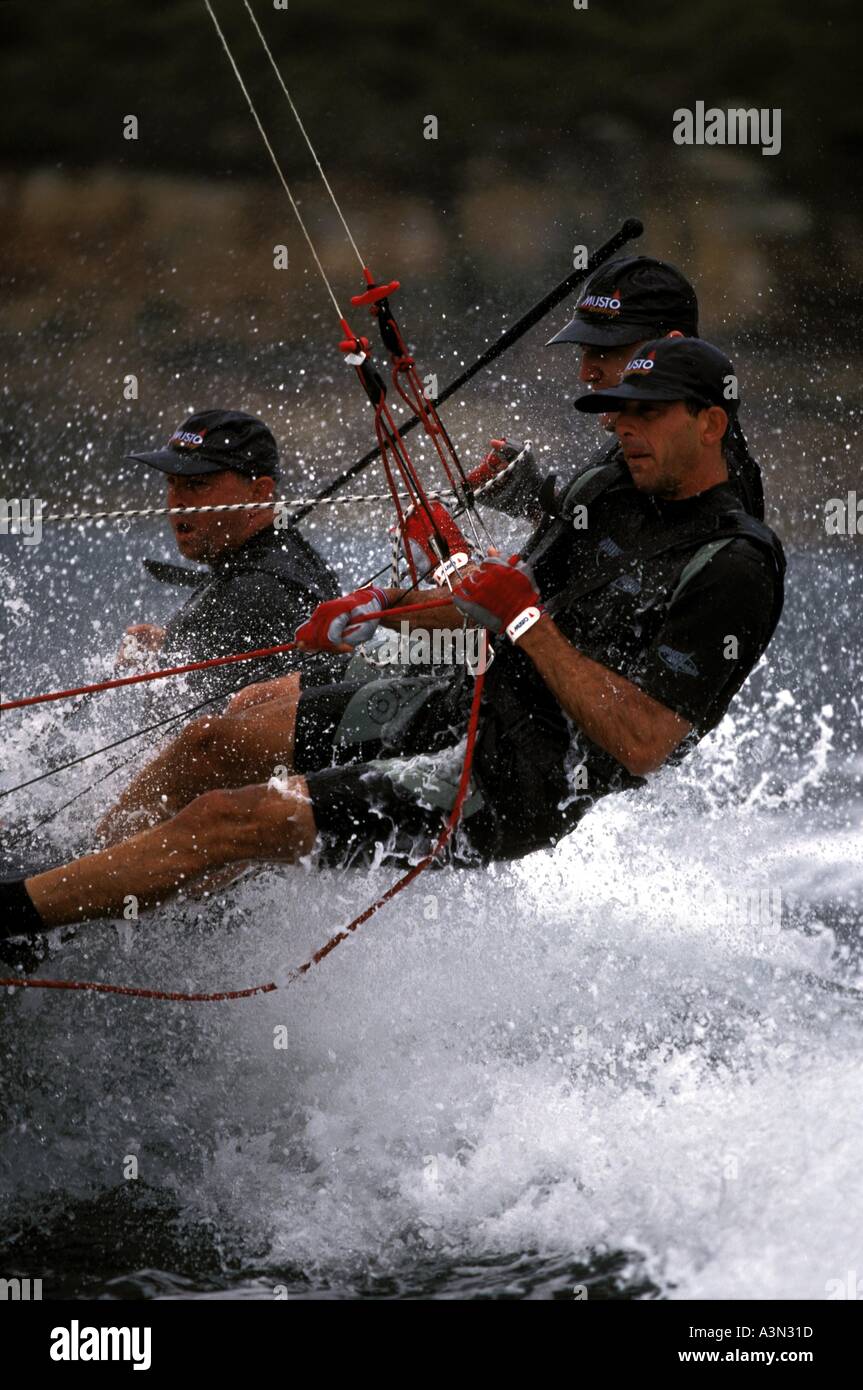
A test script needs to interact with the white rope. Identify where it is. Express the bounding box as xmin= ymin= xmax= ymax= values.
xmin=42 ymin=492 xmax=449 ymax=524
xmin=202 ymin=0 xmax=345 ymax=321
xmin=203 ymin=0 xmax=516 ymax=564
xmin=243 ymin=0 xmax=366 ymax=273
xmin=37 ymin=456 xmax=520 ymax=525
